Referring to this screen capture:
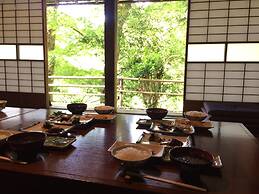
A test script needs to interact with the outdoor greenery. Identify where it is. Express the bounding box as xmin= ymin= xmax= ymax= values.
xmin=47 ymin=1 xmax=187 ymax=112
